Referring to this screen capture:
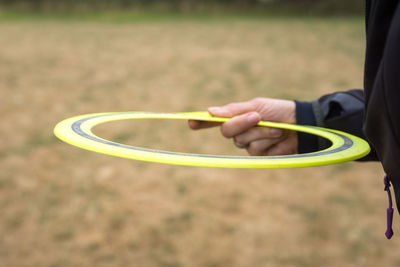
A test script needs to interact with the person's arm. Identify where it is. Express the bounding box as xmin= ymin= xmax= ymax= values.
xmin=295 ymin=89 xmax=378 ymax=161
xmin=189 ymin=93 xmax=377 ymax=160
